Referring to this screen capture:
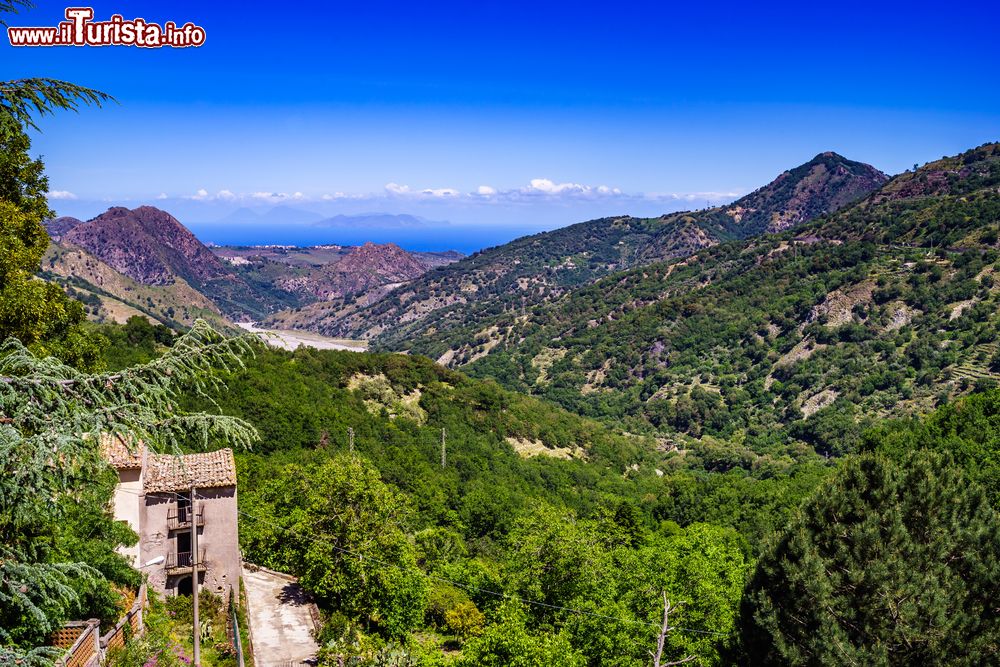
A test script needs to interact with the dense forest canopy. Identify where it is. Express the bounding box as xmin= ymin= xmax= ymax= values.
xmin=2 ymin=55 xmax=999 ymax=664
xmin=172 ymin=339 xmax=1000 ymax=665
